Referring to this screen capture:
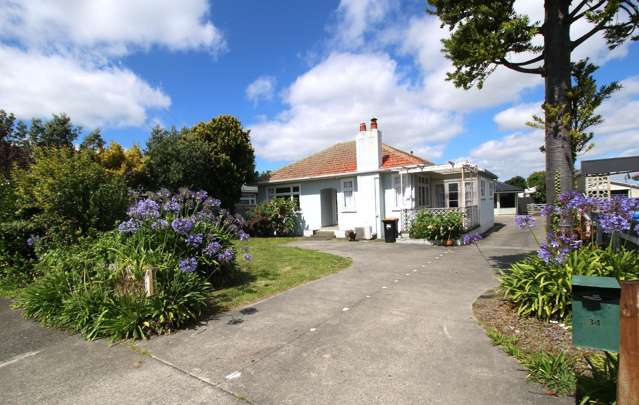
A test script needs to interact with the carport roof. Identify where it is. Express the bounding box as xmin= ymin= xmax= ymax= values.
xmin=495 ymin=182 xmax=523 ymax=193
